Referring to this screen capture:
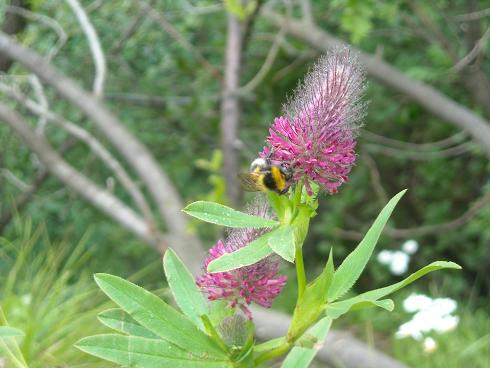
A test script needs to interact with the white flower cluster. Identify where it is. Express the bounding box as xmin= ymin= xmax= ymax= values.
xmin=377 ymin=239 xmax=419 ymax=275
xmin=396 ymin=293 xmax=459 ymax=352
